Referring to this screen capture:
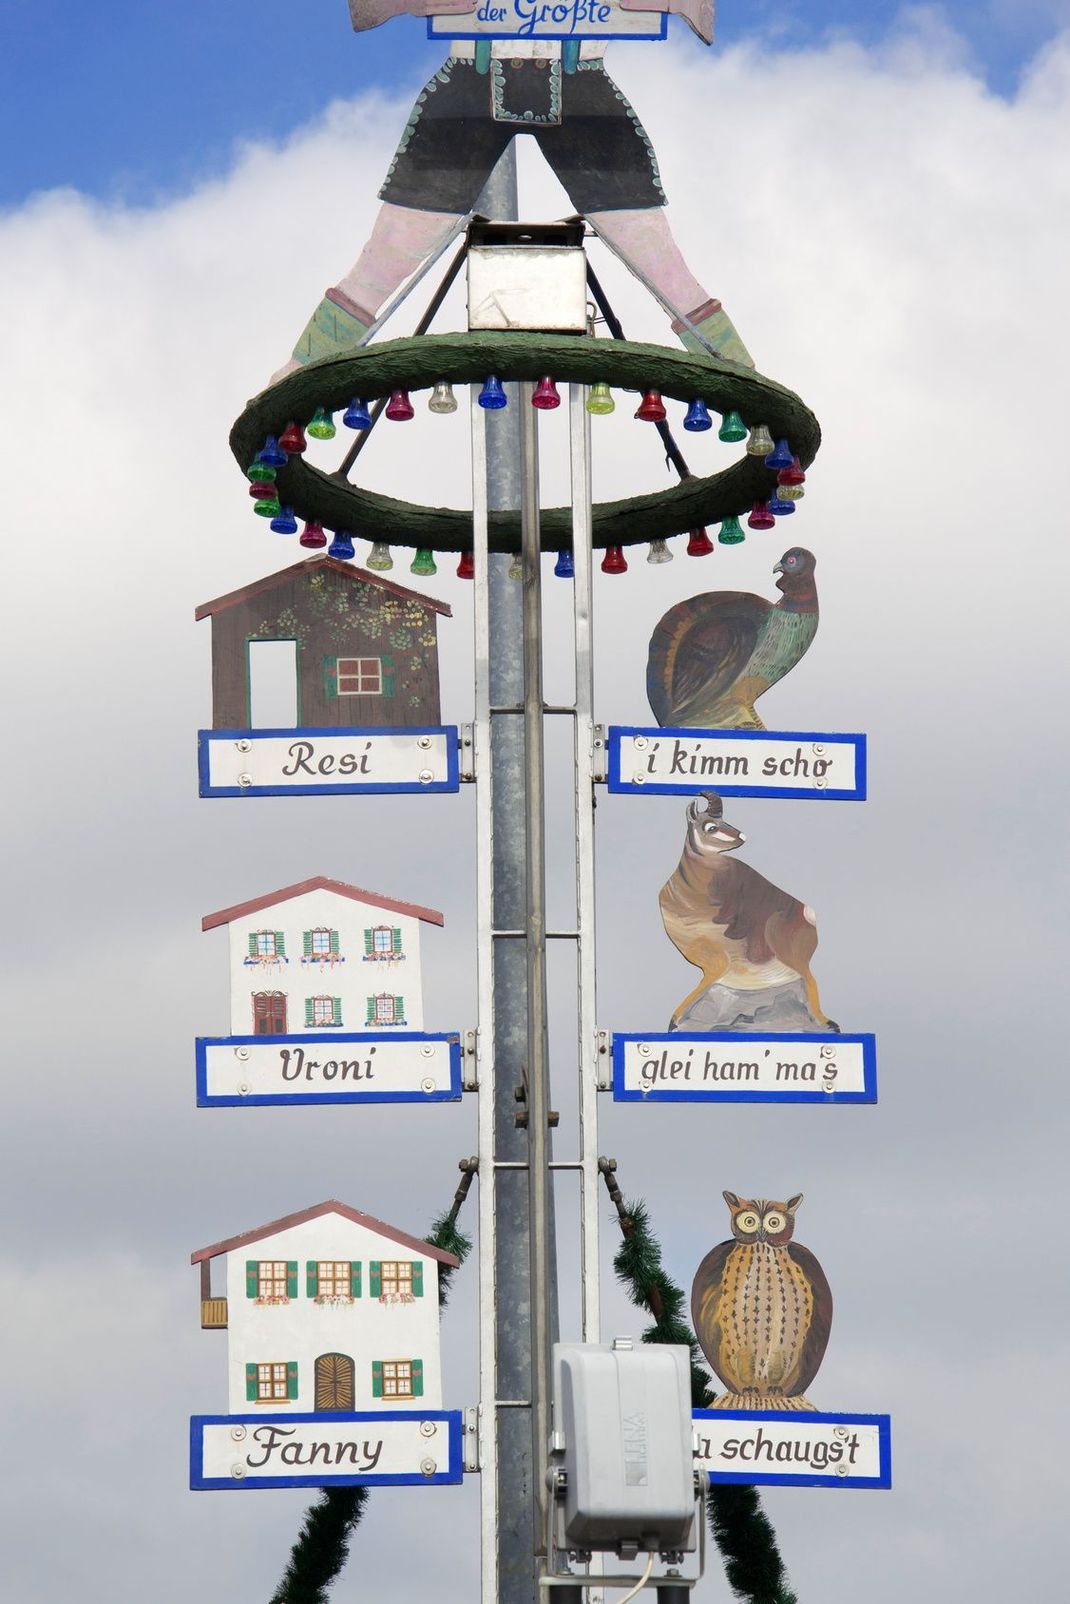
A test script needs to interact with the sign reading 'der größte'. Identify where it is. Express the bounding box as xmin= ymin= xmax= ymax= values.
xmin=198 ymin=727 xmax=460 ymax=796
xmin=428 ymin=0 xmax=667 ymax=40
xmin=191 ymin=1411 xmax=464 ymax=1489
